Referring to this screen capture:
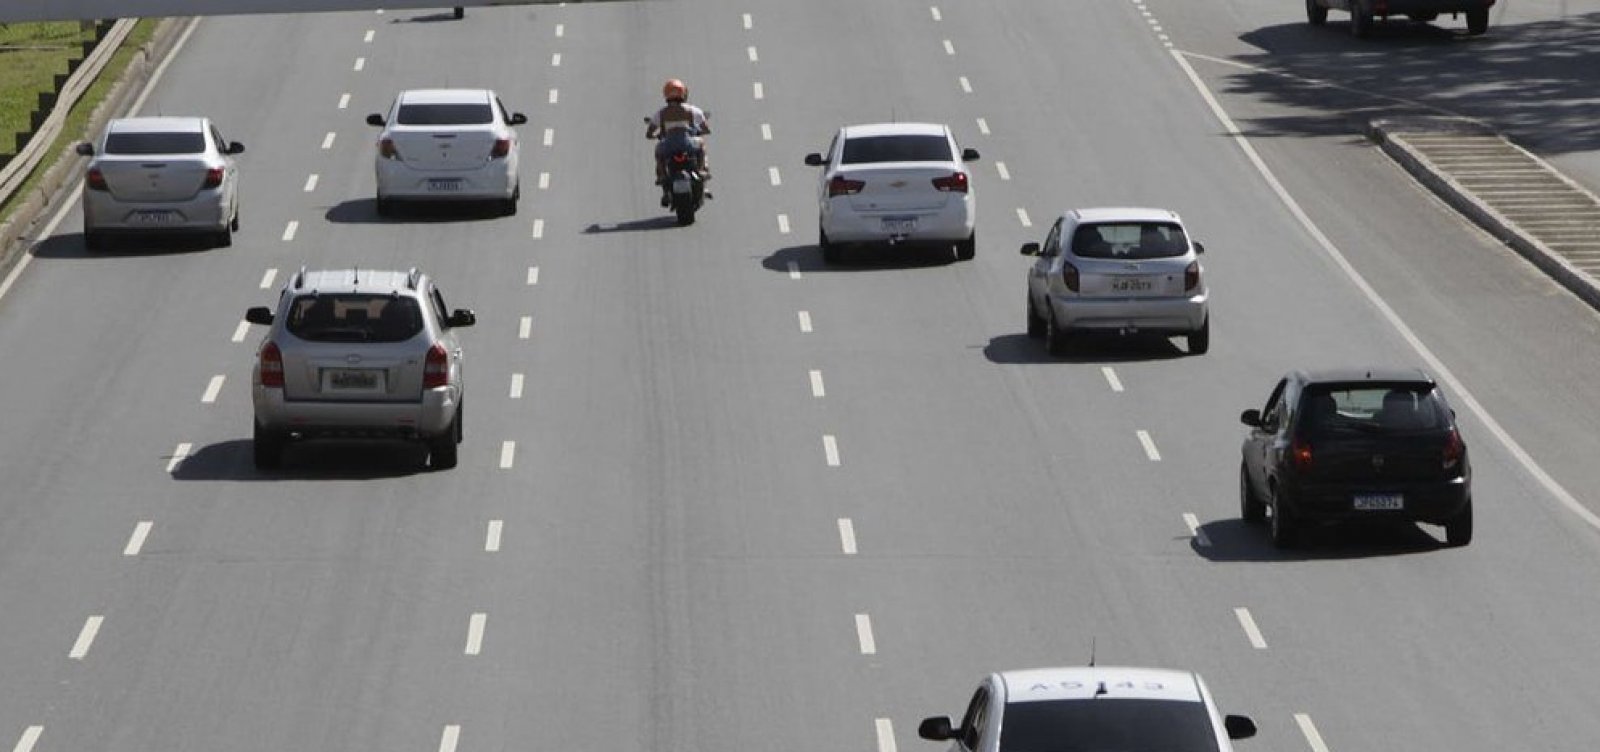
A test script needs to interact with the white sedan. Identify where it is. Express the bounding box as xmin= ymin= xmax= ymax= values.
xmin=366 ymin=88 xmax=526 ymax=217
xmin=77 ymin=116 xmax=244 ymax=250
xmin=804 ymin=122 xmax=978 ymax=263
